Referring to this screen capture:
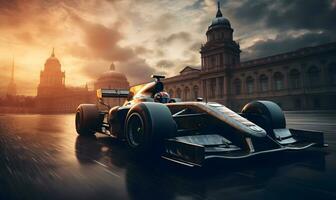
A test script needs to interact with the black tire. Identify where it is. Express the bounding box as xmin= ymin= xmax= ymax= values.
xmin=125 ymin=102 xmax=177 ymax=155
xmin=241 ymin=100 xmax=286 ymax=135
xmin=75 ymin=104 xmax=100 ymax=135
